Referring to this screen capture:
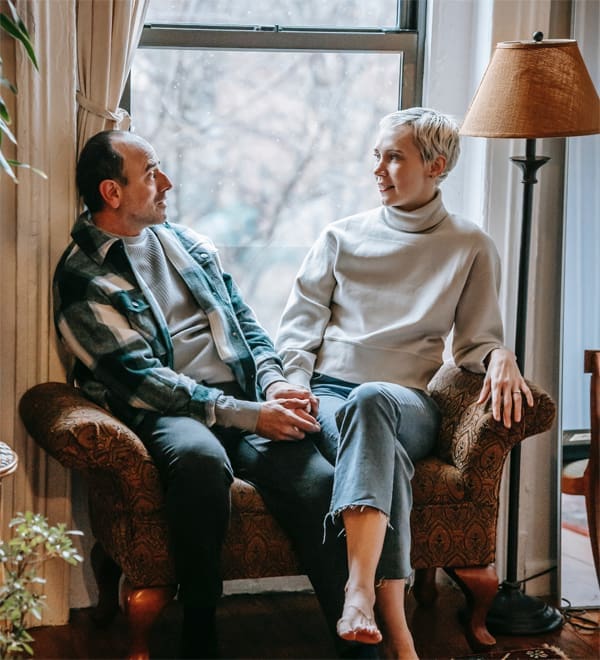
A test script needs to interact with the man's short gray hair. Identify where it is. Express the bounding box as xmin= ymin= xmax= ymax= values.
xmin=379 ymin=107 xmax=460 ymax=182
